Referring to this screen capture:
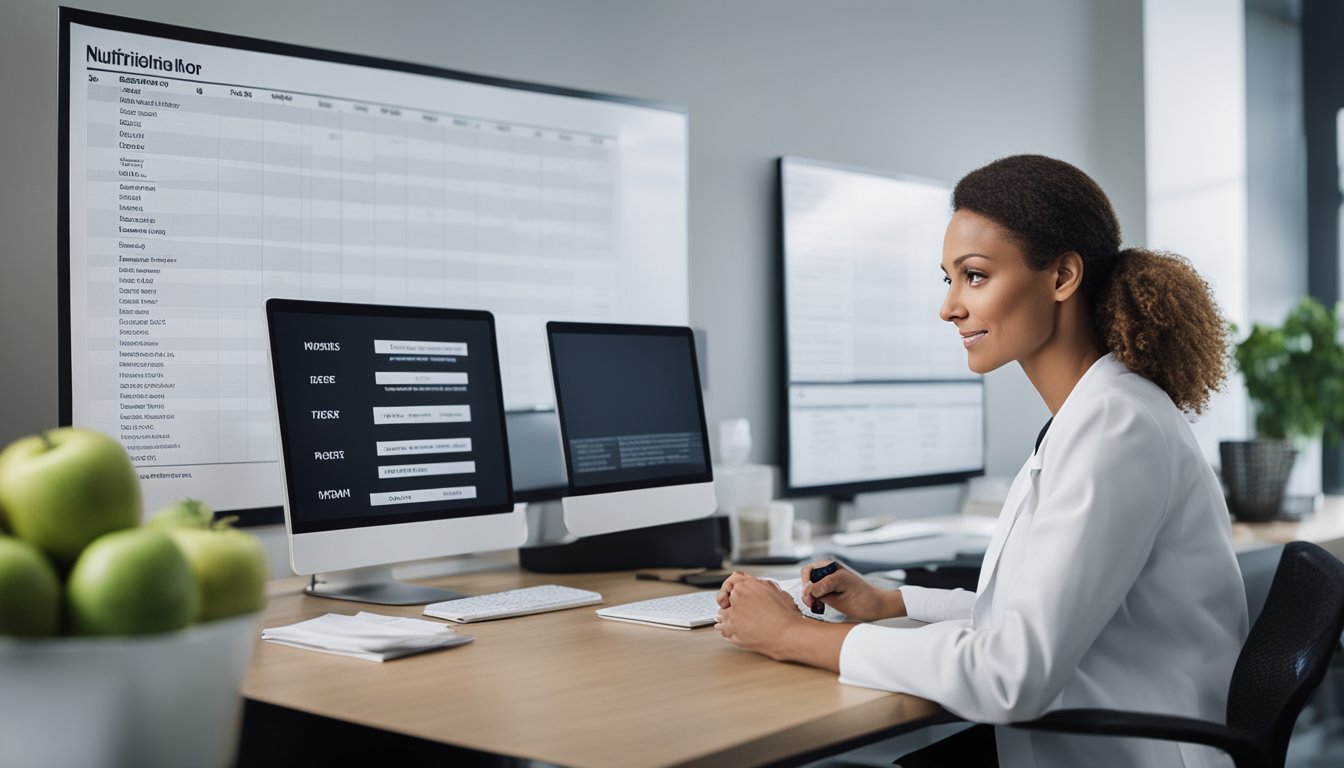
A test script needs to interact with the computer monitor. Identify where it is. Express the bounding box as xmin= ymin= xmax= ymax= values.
xmin=59 ymin=8 xmax=689 ymax=527
xmin=266 ymin=299 xmax=525 ymax=604
xmin=546 ymin=322 xmax=716 ymax=537
xmin=777 ymin=157 xmax=985 ymax=499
